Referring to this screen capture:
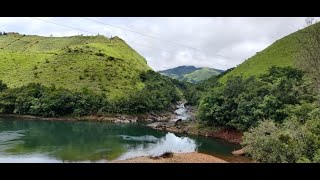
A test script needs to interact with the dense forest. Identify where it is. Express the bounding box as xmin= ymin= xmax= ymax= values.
xmin=0 ymin=70 xmax=181 ymax=117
